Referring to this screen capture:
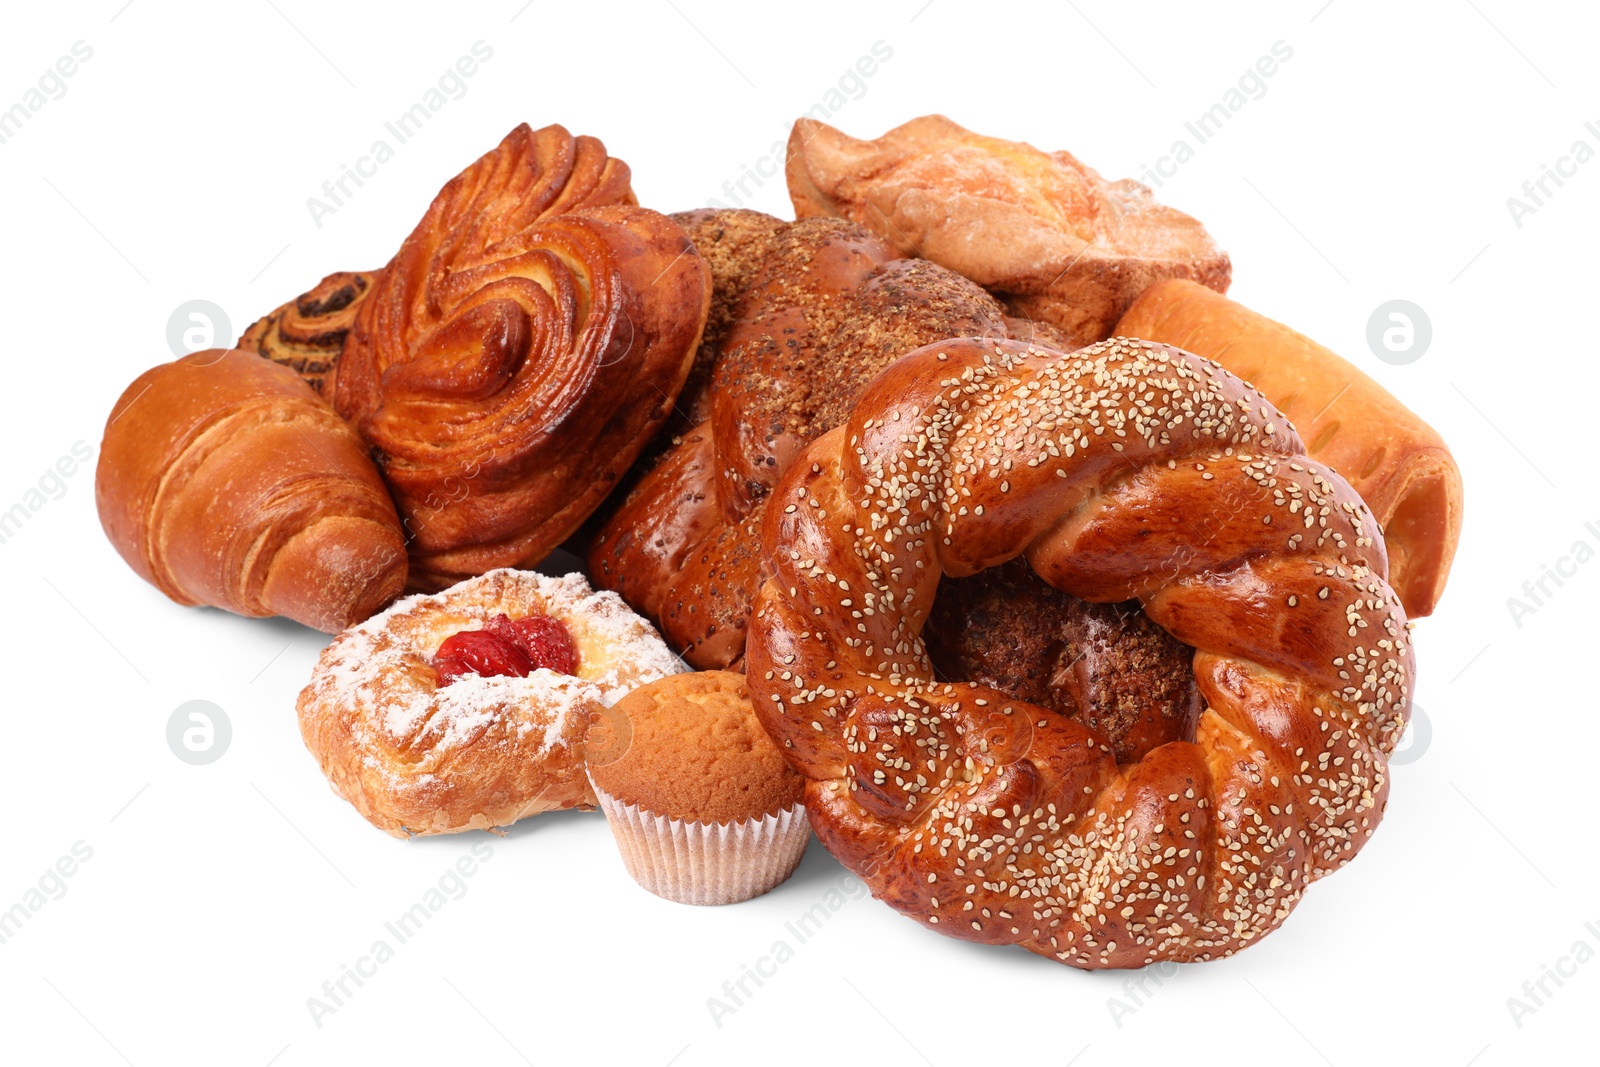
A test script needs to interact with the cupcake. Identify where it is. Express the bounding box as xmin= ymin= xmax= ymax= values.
xmin=587 ymin=671 xmax=809 ymax=905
